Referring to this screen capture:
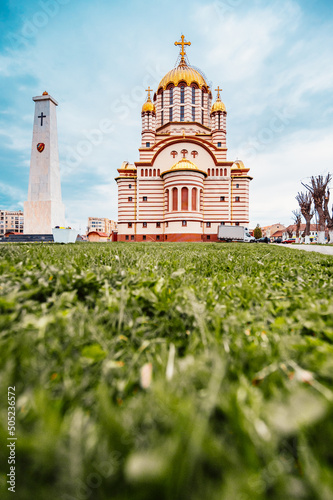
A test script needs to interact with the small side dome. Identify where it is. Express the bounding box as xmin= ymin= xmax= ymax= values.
xmin=211 ymin=98 xmax=226 ymax=114
xmin=231 ymin=160 xmax=245 ymax=170
xmin=161 ymin=157 xmax=207 ymax=177
xmin=142 ymin=99 xmax=156 ymax=114
xmin=42 ymin=91 xmax=49 ymax=95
